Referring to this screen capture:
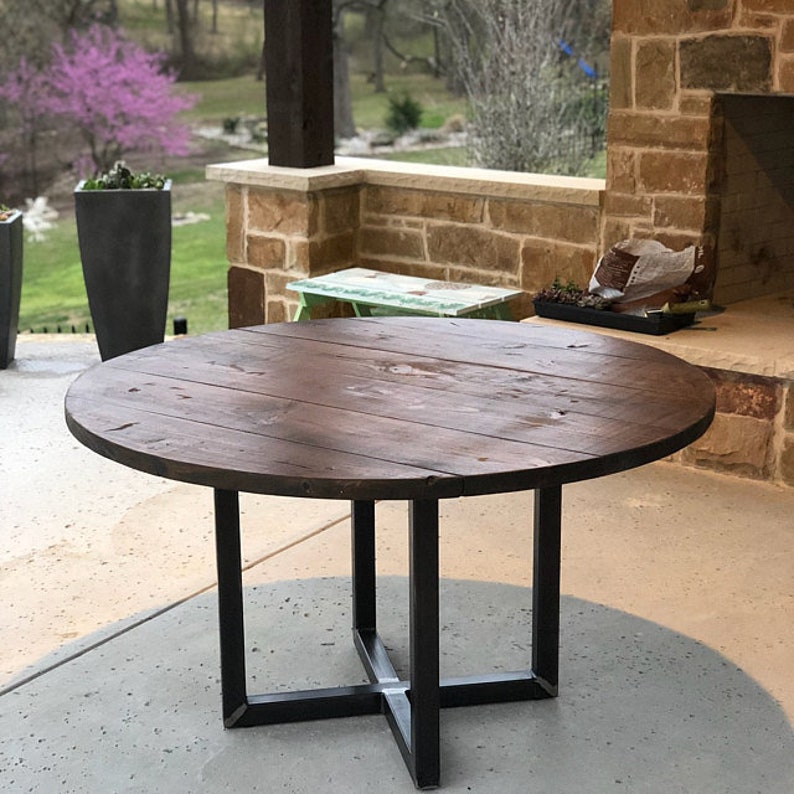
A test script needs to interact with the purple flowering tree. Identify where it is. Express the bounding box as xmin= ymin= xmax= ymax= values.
xmin=45 ymin=25 xmax=196 ymax=174
xmin=0 ymin=25 xmax=195 ymax=183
